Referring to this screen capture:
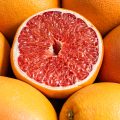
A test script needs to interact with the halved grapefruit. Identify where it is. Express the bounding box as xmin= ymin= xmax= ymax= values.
xmin=11 ymin=8 xmax=103 ymax=98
